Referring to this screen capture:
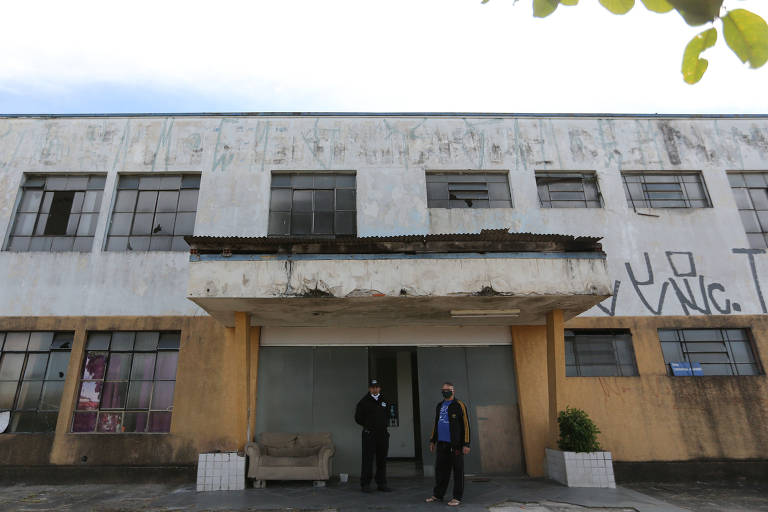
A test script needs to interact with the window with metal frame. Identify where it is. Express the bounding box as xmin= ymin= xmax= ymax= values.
xmin=659 ymin=328 xmax=761 ymax=376
xmin=565 ymin=329 xmax=638 ymax=377
xmin=426 ymin=172 xmax=512 ymax=208
xmin=0 ymin=331 xmax=73 ymax=432
xmin=536 ymin=172 xmax=602 ymax=208
xmin=622 ymin=172 xmax=711 ymax=209
xmin=6 ymin=175 xmax=106 ymax=252
xmin=106 ymin=174 xmax=200 ymax=251
xmin=72 ymin=331 xmax=180 ymax=433
xmin=728 ymin=172 xmax=768 ymax=249
xmin=268 ymin=172 xmax=357 ymax=236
